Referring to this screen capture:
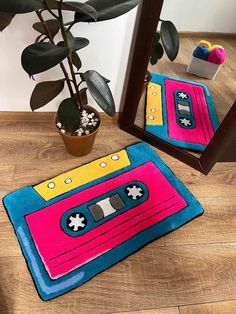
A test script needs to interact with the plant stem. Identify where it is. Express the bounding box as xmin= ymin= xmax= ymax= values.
xmin=44 ymin=0 xmax=59 ymax=19
xmin=35 ymin=10 xmax=74 ymax=98
xmin=58 ymin=1 xmax=83 ymax=111
xmin=66 ymin=21 xmax=76 ymax=33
